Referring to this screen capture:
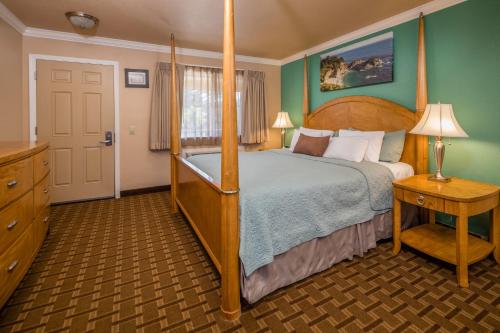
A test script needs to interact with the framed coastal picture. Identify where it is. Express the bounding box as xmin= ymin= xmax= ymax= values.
xmin=125 ymin=69 xmax=149 ymax=88
xmin=320 ymin=32 xmax=393 ymax=91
